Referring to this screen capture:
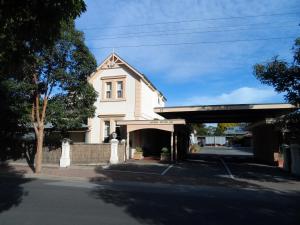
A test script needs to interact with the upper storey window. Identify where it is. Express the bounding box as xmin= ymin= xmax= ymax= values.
xmin=117 ymin=81 xmax=123 ymax=98
xmin=105 ymin=82 xmax=112 ymax=99
xmin=101 ymin=76 xmax=126 ymax=101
